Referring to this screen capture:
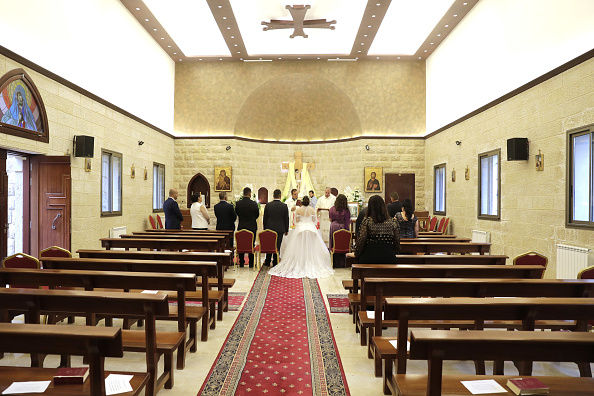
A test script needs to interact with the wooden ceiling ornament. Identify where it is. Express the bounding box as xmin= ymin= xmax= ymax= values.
xmin=262 ymin=5 xmax=336 ymax=38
